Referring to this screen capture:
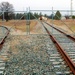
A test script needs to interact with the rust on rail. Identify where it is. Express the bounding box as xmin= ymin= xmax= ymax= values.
xmin=43 ymin=25 xmax=75 ymax=75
